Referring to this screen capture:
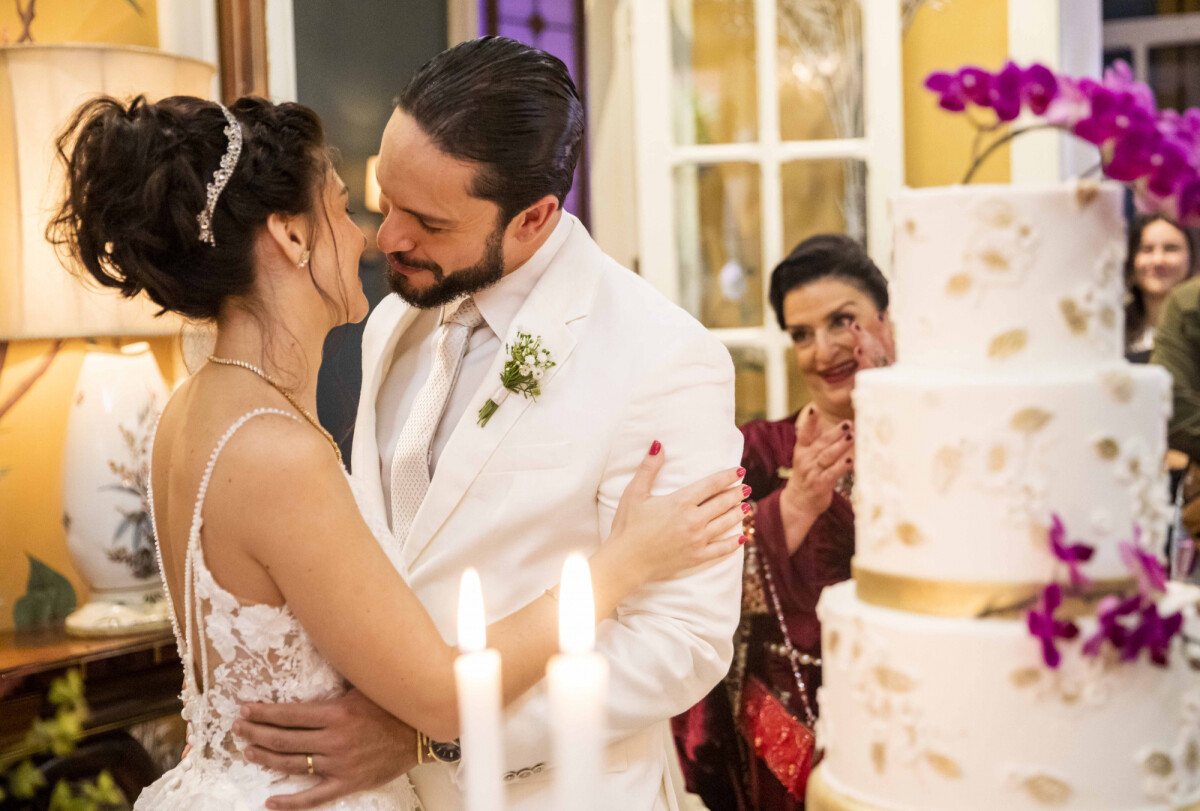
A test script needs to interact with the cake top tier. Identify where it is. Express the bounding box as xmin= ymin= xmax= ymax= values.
xmin=891 ymin=182 xmax=1127 ymax=372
